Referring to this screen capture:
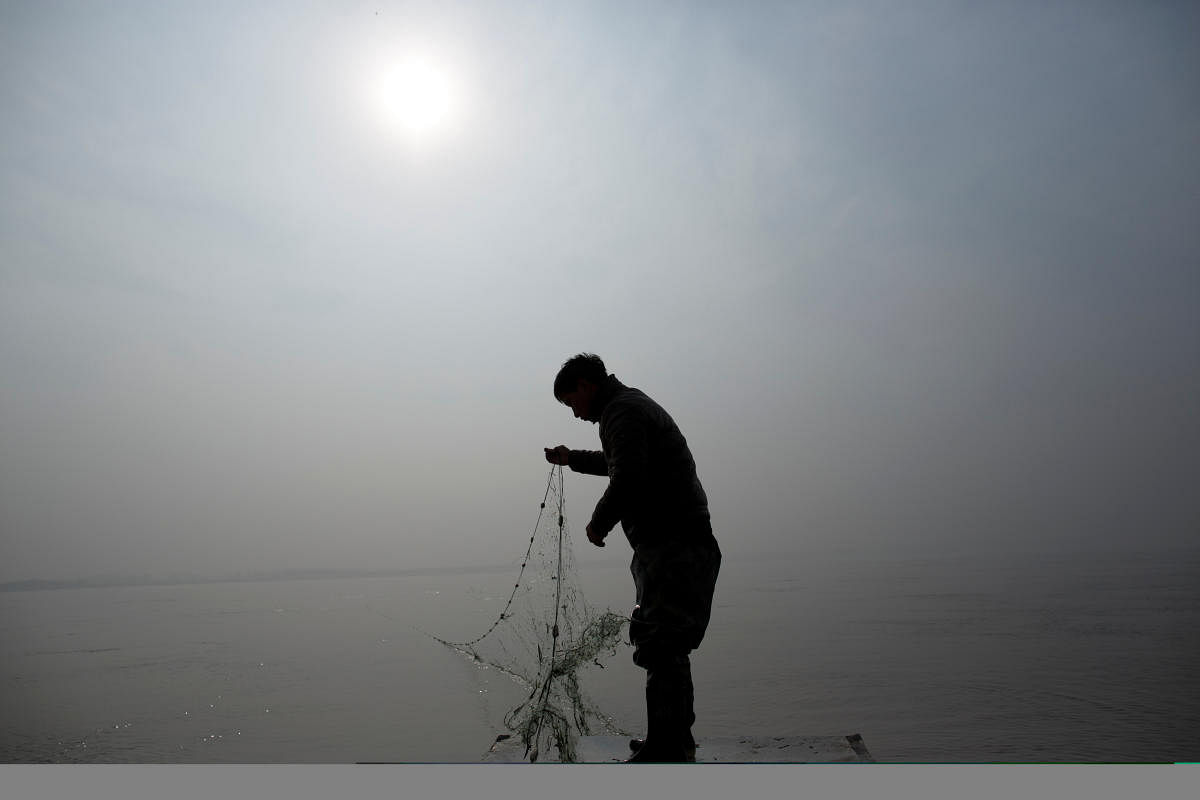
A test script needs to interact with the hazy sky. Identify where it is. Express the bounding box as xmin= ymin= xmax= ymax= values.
xmin=1 ymin=0 xmax=1197 ymax=582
